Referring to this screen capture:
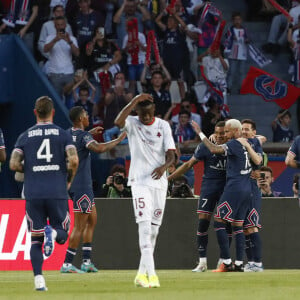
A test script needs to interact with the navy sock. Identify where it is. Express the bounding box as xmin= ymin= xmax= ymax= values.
xmin=249 ymin=232 xmax=262 ymax=263
xmin=226 ymin=222 xmax=233 ymax=247
xmin=245 ymin=235 xmax=253 ymax=262
xmin=82 ymin=243 xmax=92 ymax=262
xmin=30 ymin=236 xmax=44 ymax=276
xmin=55 ymin=228 xmax=68 ymax=244
xmin=196 ymin=219 xmax=210 ymax=258
xmin=214 ymin=221 xmax=230 ymax=259
xmin=233 ymin=226 xmax=245 ymax=262
xmin=64 ymin=248 xmax=77 ymax=264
